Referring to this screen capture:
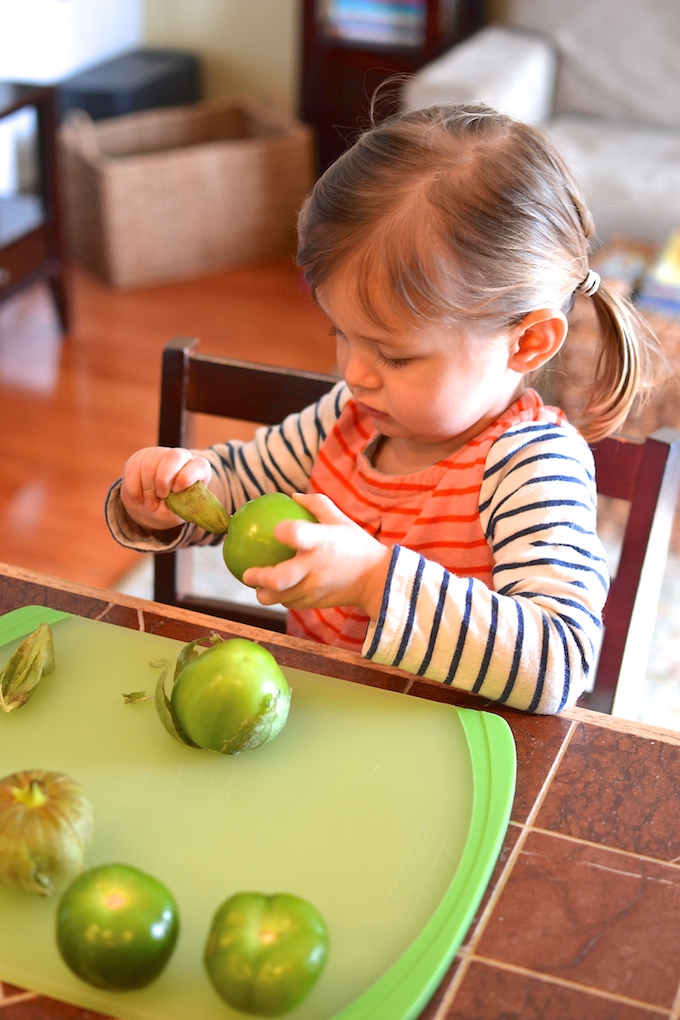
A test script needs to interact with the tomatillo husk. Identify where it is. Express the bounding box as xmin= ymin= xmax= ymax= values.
xmin=166 ymin=481 xmax=230 ymax=534
xmin=0 ymin=769 xmax=94 ymax=896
